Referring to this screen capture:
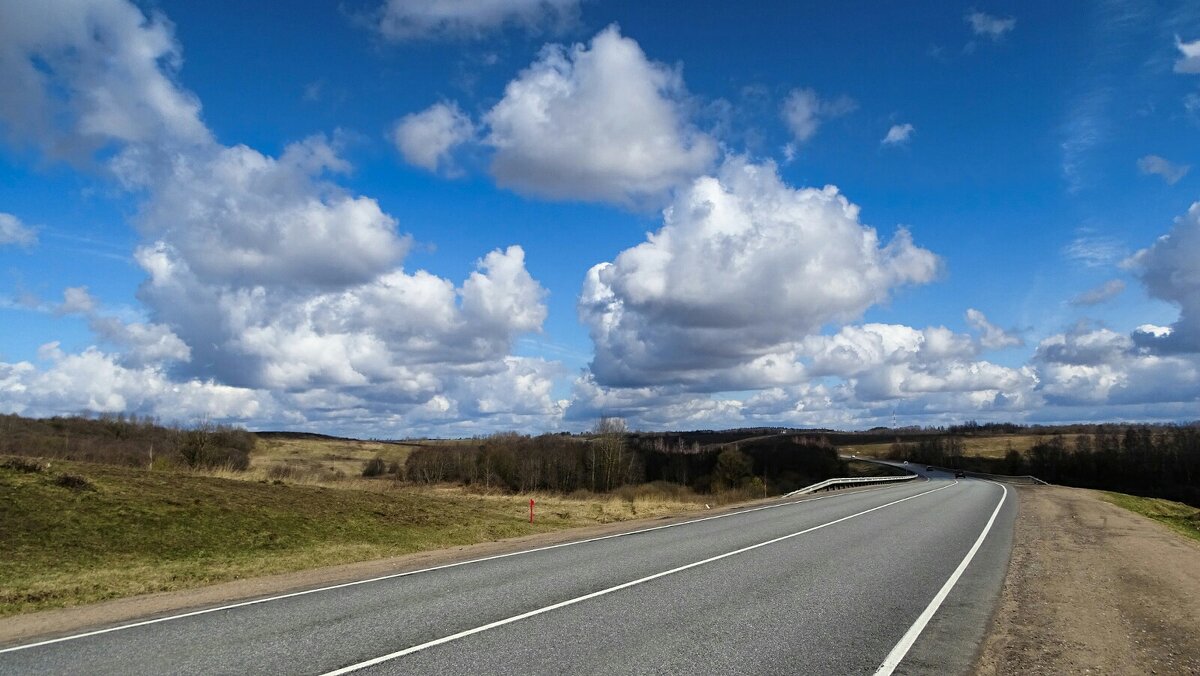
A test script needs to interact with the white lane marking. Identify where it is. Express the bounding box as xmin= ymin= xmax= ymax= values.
xmin=873 ymin=481 xmax=1009 ymax=676
xmin=320 ymin=482 xmax=957 ymax=676
xmin=0 ymin=479 xmax=926 ymax=655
